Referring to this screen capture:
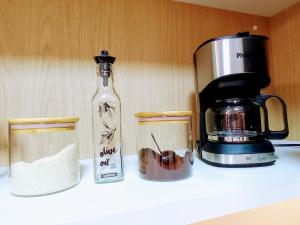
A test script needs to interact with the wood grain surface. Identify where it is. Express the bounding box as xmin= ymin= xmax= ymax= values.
xmin=0 ymin=0 xmax=271 ymax=164
xmin=270 ymin=2 xmax=300 ymax=140
xmin=191 ymin=196 xmax=300 ymax=225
